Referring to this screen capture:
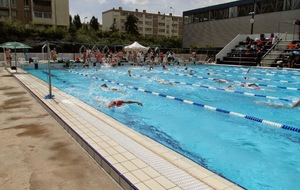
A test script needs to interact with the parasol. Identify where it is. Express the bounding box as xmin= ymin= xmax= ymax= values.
xmin=0 ymin=41 xmax=32 ymax=70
